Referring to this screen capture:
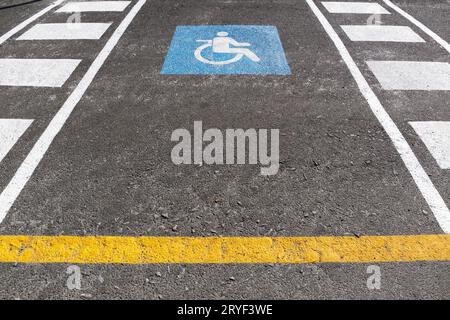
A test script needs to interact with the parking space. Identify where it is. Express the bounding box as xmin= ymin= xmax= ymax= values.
xmin=315 ymin=0 xmax=450 ymax=233
xmin=0 ymin=0 xmax=443 ymax=237
xmin=0 ymin=0 xmax=448 ymax=299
